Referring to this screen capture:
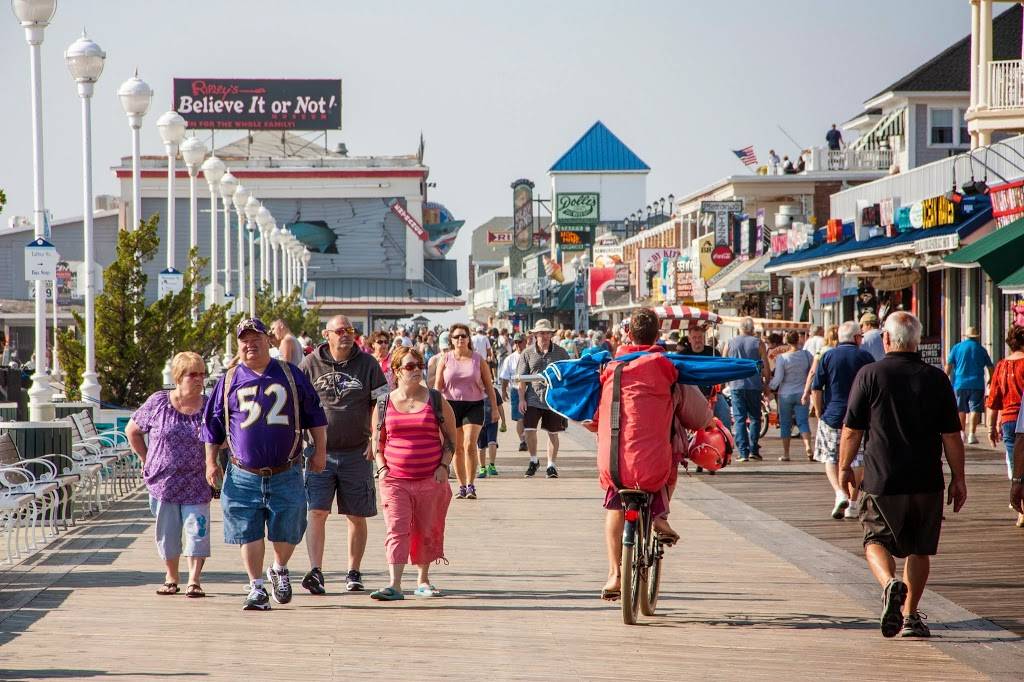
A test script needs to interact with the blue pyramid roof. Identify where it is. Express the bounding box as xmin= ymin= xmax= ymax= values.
xmin=549 ymin=121 xmax=650 ymax=173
